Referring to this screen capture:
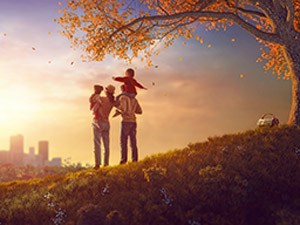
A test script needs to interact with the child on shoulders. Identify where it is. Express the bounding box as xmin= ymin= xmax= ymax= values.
xmin=112 ymin=68 xmax=147 ymax=98
xmin=112 ymin=68 xmax=147 ymax=117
